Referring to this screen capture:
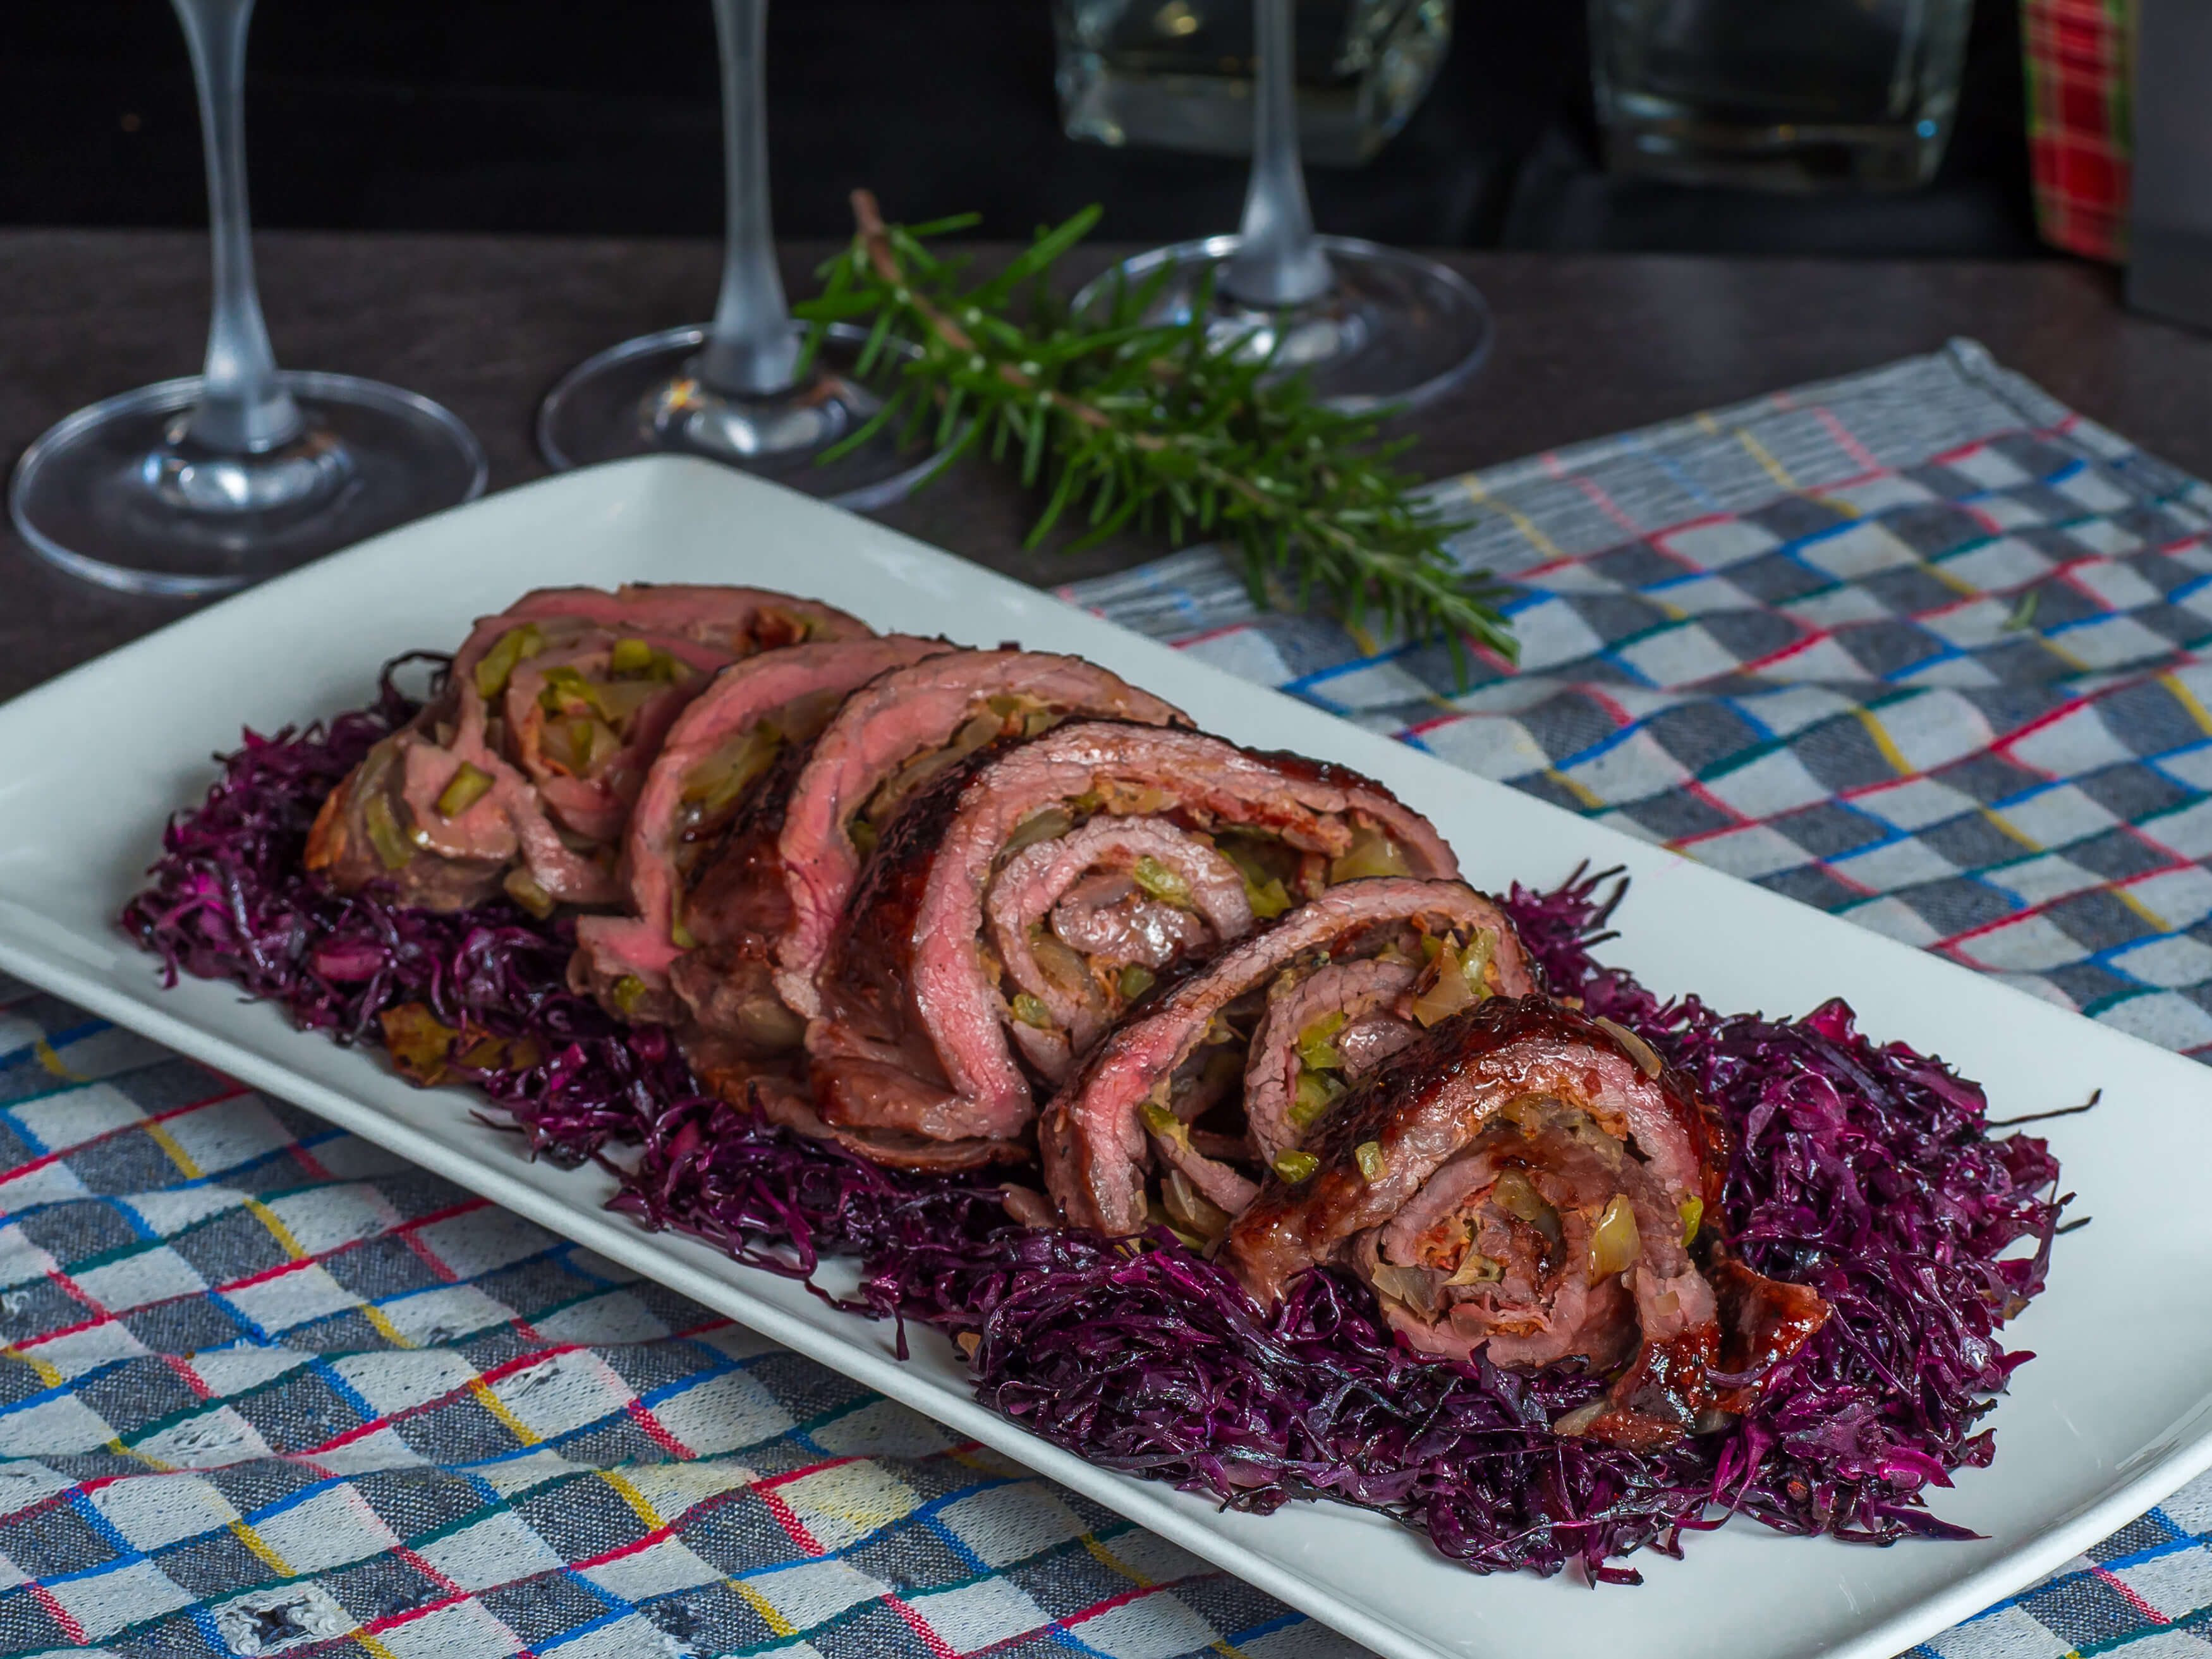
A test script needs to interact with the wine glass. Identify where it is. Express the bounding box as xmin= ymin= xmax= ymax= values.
xmin=537 ymin=0 xmax=946 ymax=509
xmin=1071 ymin=0 xmax=1493 ymax=414
xmin=8 ymin=0 xmax=487 ymax=597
